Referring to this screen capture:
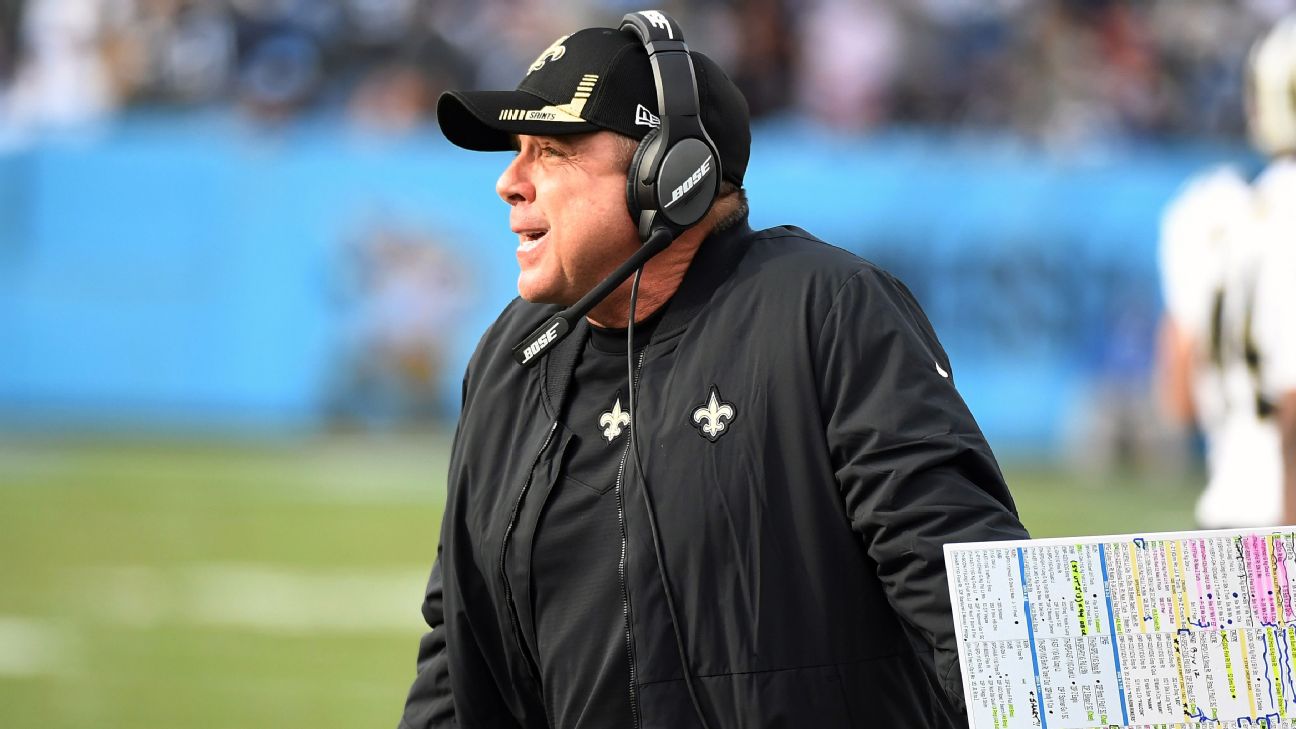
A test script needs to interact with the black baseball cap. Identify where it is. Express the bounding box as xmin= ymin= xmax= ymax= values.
xmin=437 ymin=26 xmax=751 ymax=185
